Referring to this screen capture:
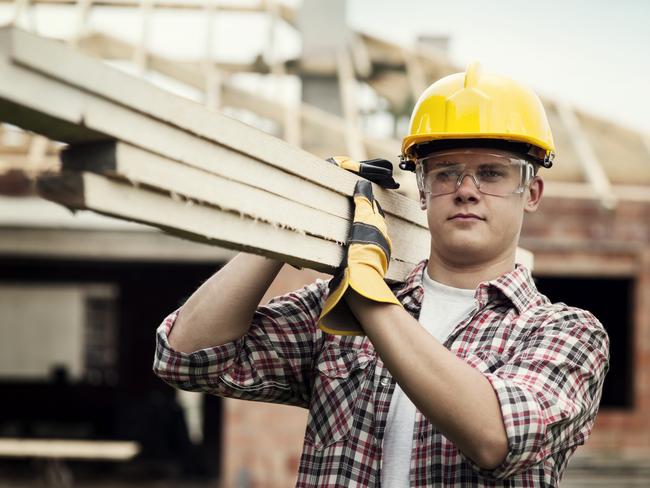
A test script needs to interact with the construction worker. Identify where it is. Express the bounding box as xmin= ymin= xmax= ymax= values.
xmin=153 ymin=62 xmax=609 ymax=487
